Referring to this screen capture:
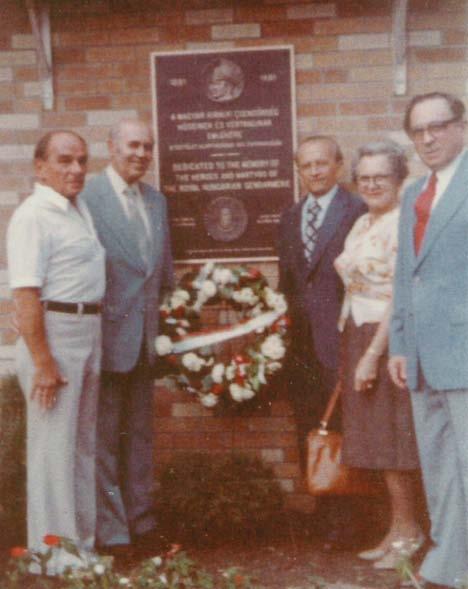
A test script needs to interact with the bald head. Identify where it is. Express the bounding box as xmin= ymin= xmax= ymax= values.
xmin=108 ymin=119 xmax=154 ymax=184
